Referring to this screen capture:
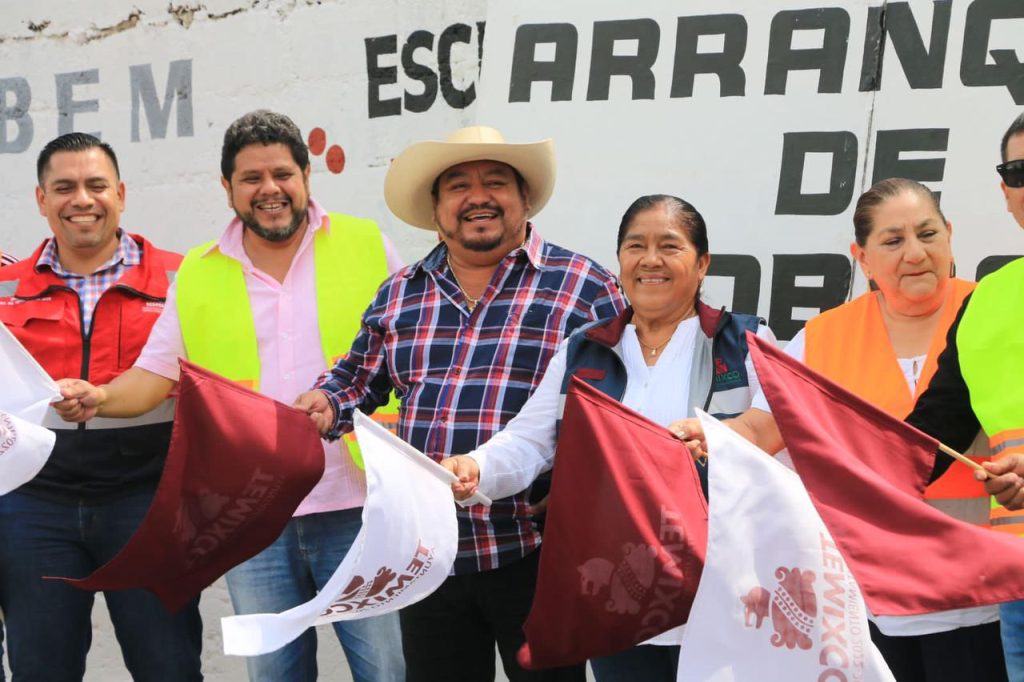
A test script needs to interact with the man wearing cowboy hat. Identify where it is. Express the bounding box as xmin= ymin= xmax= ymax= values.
xmin=52 ymin=110 xmax=406 ymax=682
xmin=296 ymin=126 xmax=626 ymax=680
